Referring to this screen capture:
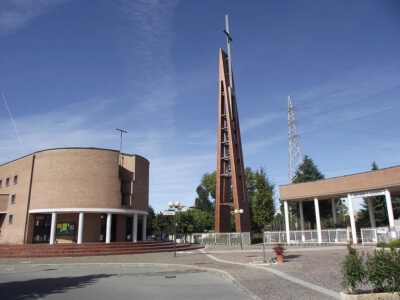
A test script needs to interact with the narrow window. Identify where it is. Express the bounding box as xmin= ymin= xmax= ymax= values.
xmin=6 ymin=178 xmax=9 ymax=186
xmin=13 ymin=175 xmax=18 ymax=184
xmin=11 ymin=194 xmax=16 ymax=204
xmin=0 ymin=179 xmax=2 ymax=188
xmin=9 ymin=215 xmax=13 ymax=224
